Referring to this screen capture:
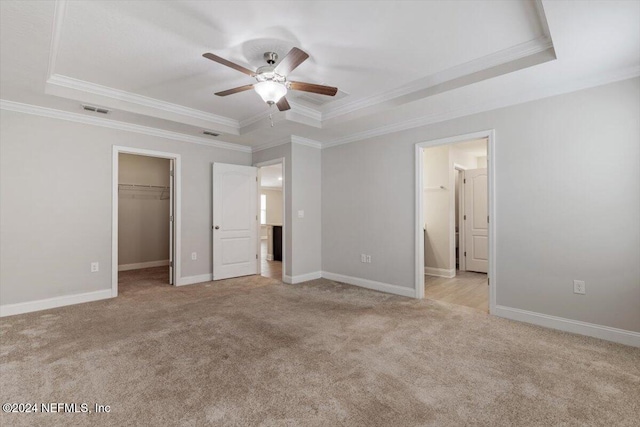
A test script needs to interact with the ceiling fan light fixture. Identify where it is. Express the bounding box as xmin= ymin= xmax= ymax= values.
xmin=254 ymin=81 xmax=287 ymax=104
